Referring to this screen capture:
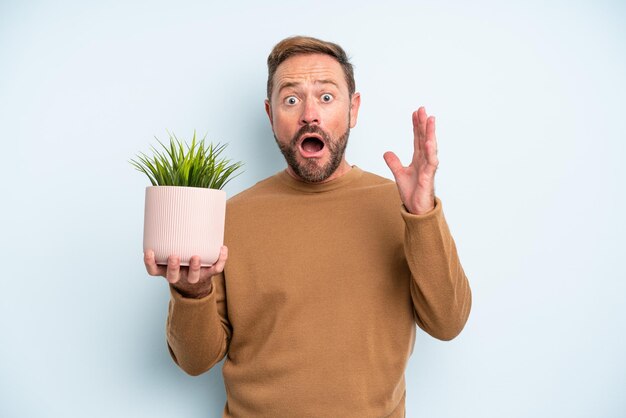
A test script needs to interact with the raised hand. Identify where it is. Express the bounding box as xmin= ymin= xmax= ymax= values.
xmin=383 ymin=106 xmax=438 ymax=215
xmin=144 ymin=246 xmax=228 ymax=298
